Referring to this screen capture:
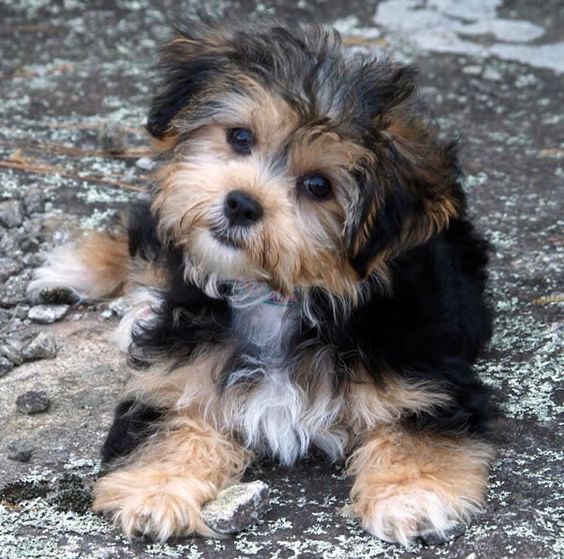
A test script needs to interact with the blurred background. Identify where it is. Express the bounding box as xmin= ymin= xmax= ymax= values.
xmin=0 ymin=2 xmax=562 ymax=559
